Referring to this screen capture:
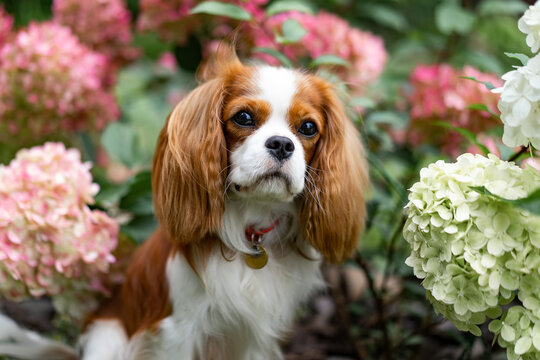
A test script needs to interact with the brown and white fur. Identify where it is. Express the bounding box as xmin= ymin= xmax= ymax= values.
xmin=0 ymin=51 xmax=367 ymax=360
